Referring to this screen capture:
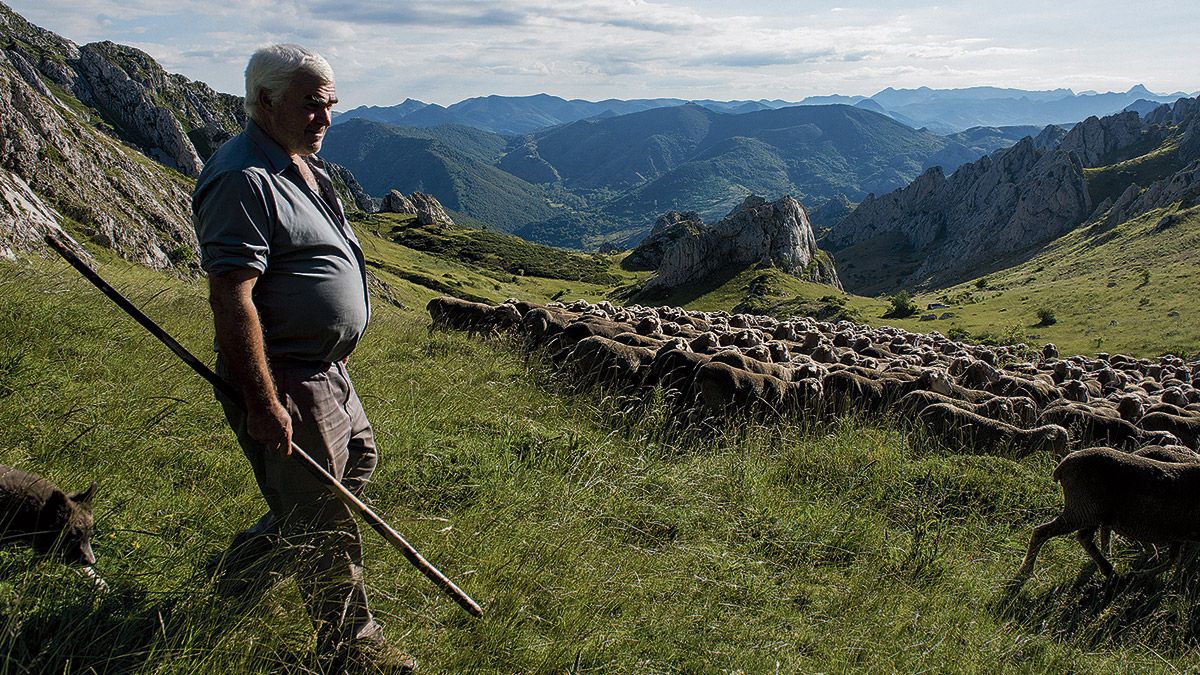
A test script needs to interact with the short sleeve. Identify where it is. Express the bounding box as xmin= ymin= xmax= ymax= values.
xmin=192 ymin=171 xmax=273 ymax=276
